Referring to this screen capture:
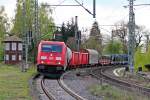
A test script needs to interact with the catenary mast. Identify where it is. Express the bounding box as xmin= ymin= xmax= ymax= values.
xmin=128 ymin=0 xmax=135 ymax=73
xmin=22 ymin=0 xmax=28 ymax=71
